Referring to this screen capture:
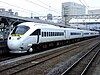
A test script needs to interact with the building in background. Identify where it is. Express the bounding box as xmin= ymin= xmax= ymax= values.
xmin=62 ymin=2 xmax=86 ymax=25
xmin=0 ymin=8 xmax=18 ymax=16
